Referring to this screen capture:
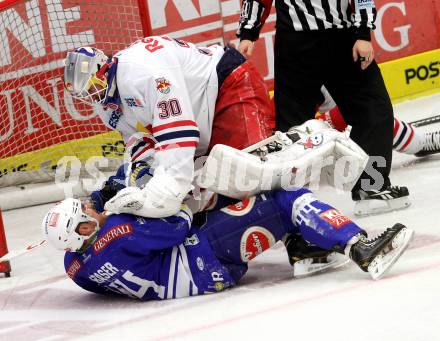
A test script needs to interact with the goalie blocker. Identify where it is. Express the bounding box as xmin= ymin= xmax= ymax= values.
xmin=197 ymin=120 xmax=368 ymax=198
